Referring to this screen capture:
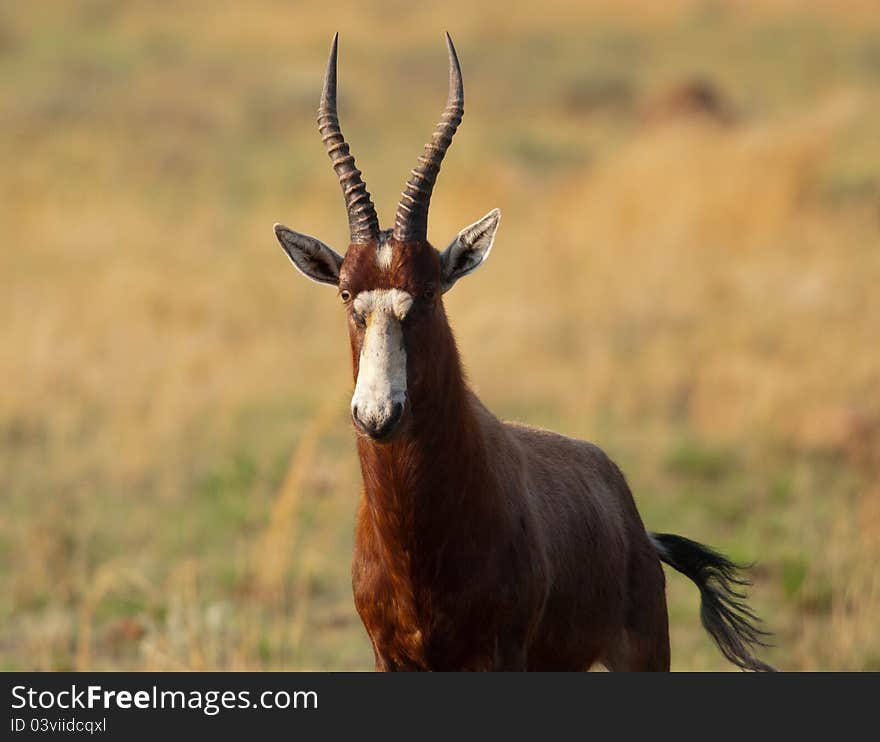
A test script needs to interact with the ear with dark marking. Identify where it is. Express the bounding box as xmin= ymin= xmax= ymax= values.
xmin=274 ymin=224 xmax=343 ymax=287
xmin=439 ymin=208 xmax=501 ymax=292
